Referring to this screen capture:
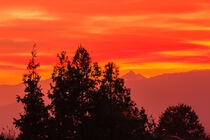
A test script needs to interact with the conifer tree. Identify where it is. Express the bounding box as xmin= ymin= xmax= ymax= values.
xmin=48 ymin=47 xmax=153 ymax=140
xmin=48 ymin=46 xmax=101 ymax=139
xmin=48 ymin=51 xmax=74 ymax=139
xmin=14 ymin=44 xmax=49 ymax=140
xmin=72 ymin=46 xmax=101 ymax=140
xmin=91 ymin=62 xmax=153 ymax=140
